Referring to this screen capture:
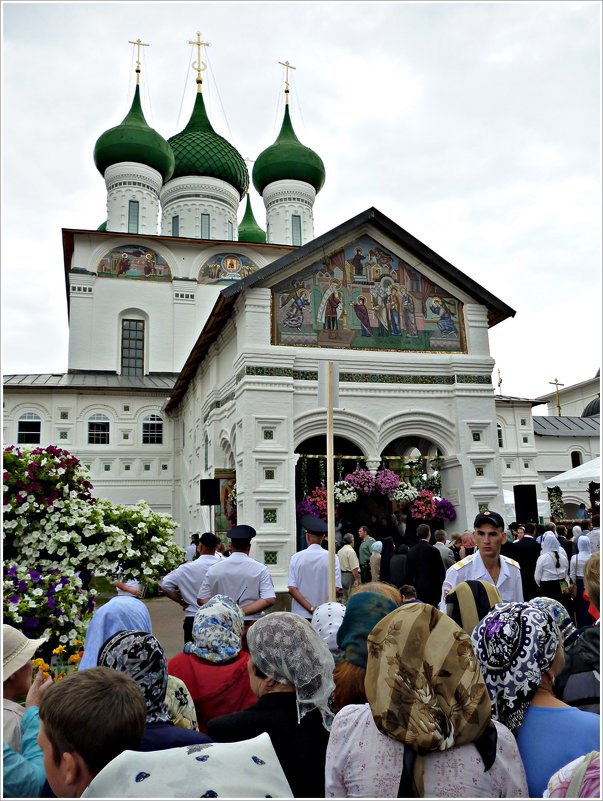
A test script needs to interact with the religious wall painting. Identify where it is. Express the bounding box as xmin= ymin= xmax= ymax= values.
xmin=272 ymin=235 xmax=465 ymax=352
xmin=96 ymin=246 xmax=171 ymax=280
xmin=199 ymin=253 xmax=260 ymax=285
